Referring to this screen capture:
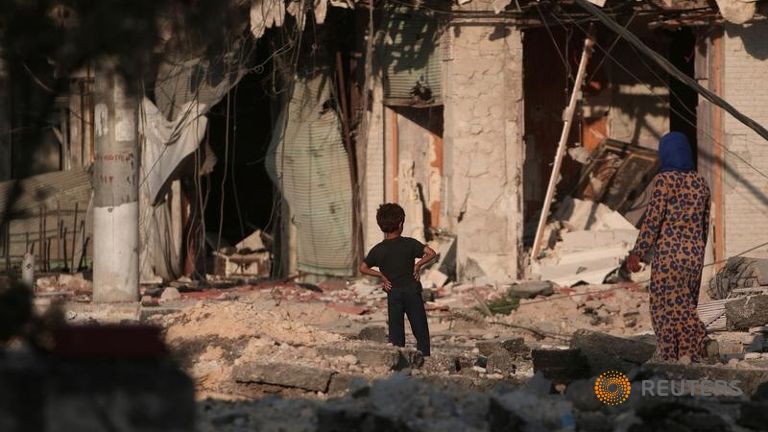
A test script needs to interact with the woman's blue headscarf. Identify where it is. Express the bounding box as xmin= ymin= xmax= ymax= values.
xmin=659 ymin=132 xmax=695 ymax=173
